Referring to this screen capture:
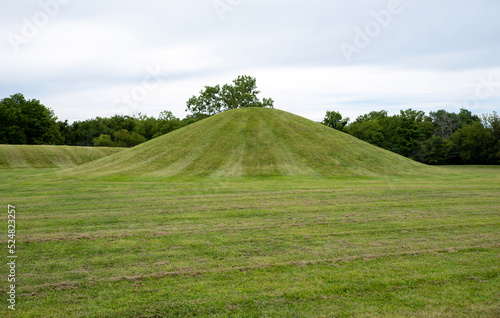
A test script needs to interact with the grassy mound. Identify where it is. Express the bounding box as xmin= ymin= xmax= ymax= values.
xmin=0 ymin=145 xmax=124 ymax=169
xmin=69 ymin=108 xmax=436 ymax=178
